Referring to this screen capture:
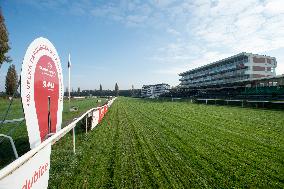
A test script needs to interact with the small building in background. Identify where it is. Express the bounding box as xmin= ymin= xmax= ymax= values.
xmin=141 ymin=83 xmax=170 ymax=98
